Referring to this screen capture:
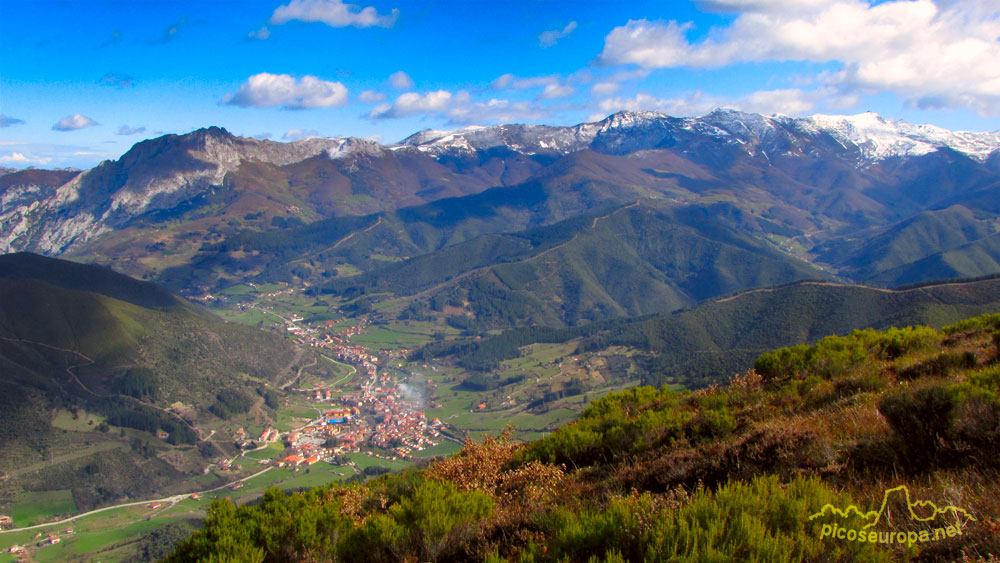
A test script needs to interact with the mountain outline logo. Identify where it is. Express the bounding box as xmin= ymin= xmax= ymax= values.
xmin=809 ymin=485 xmax=976 ymax=547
